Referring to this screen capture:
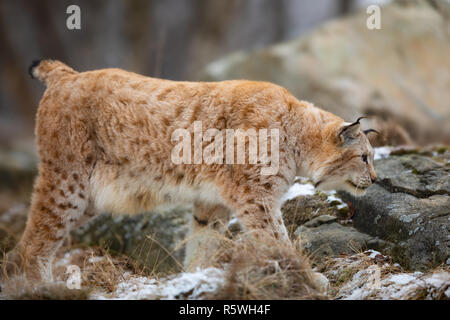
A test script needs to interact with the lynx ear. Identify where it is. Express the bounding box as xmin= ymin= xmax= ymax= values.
xmin=338 ymin=117 xmax=366 ymax=144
